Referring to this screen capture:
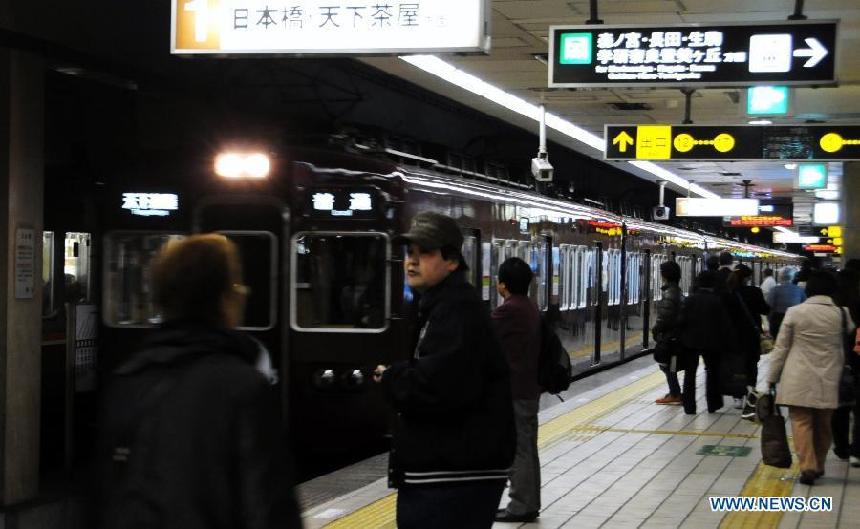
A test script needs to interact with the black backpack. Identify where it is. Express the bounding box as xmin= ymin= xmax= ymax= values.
xmin=538 ymin=316 xmax=572 ymax=395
